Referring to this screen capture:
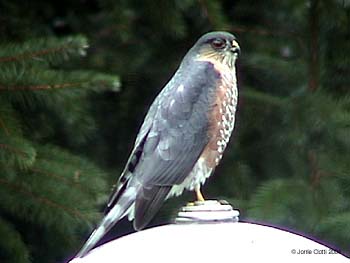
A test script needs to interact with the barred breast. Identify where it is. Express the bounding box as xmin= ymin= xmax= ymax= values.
xmin=202 ymin=62 xmax=238 ymax=168
xmin=169 ymin=60 xmax=238 ymax=196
